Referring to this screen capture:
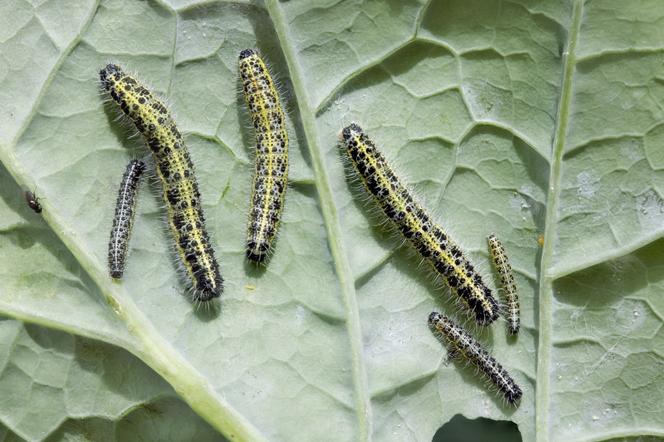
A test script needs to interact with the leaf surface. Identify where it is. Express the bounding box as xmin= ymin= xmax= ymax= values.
xmin=0 ymin=0 xmax=662 ymax=441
